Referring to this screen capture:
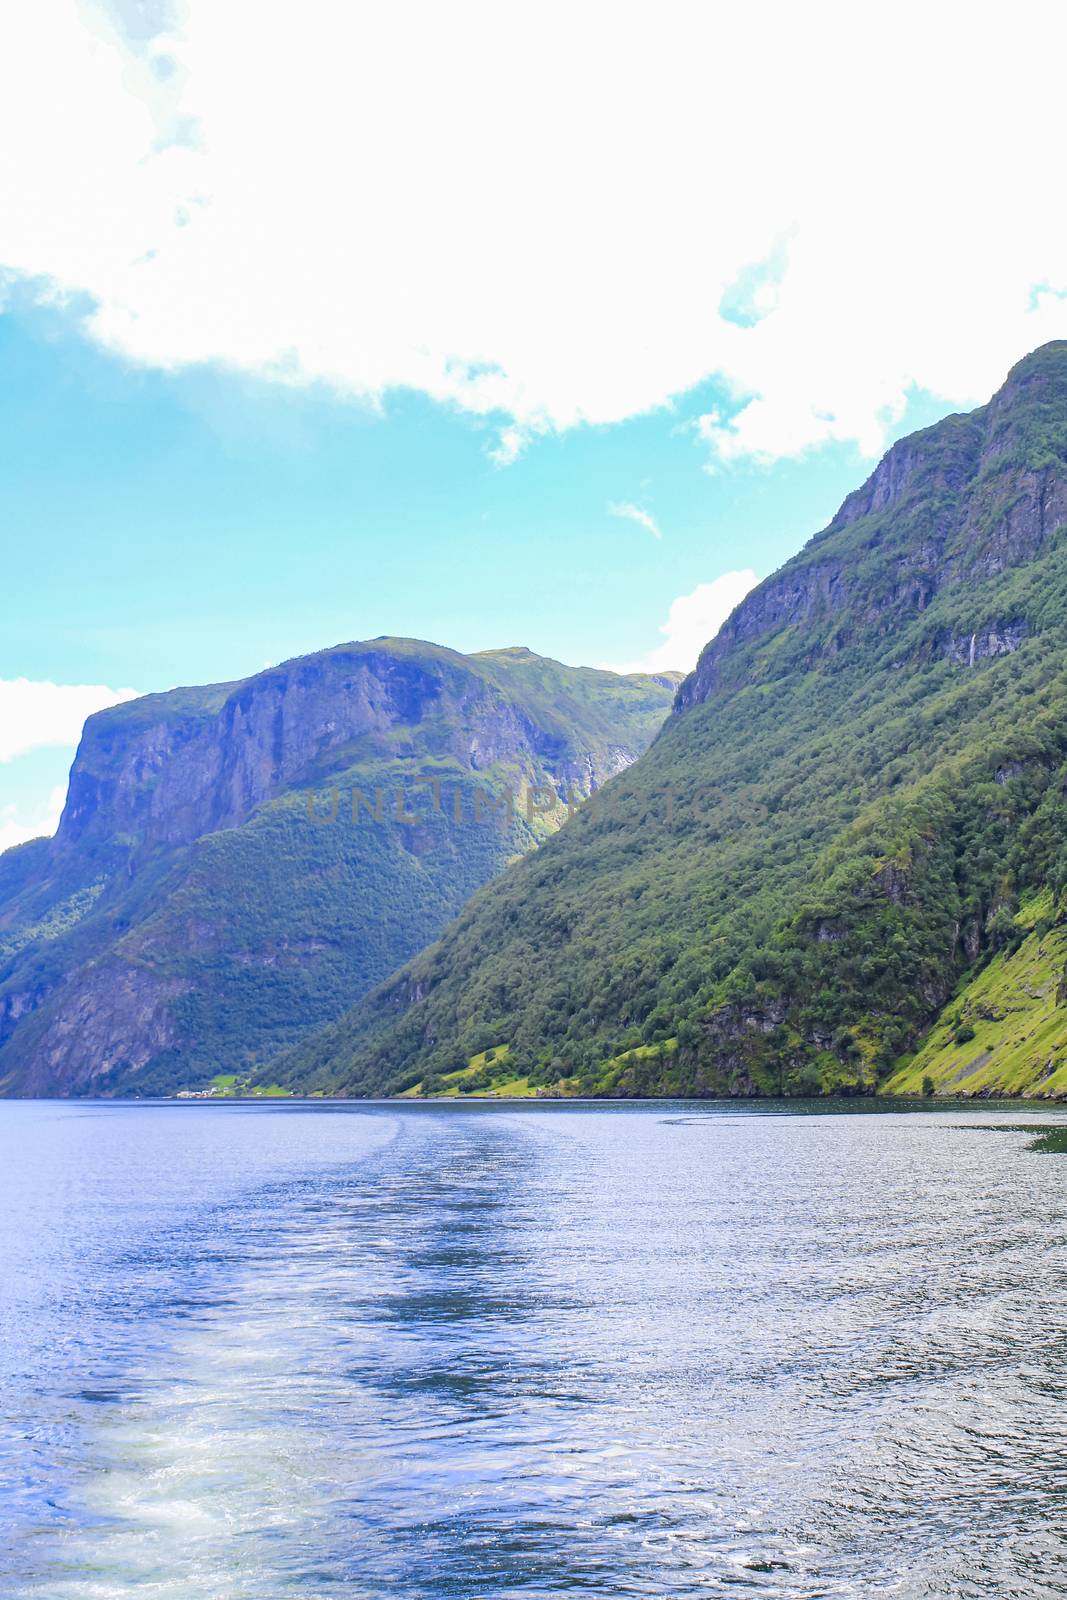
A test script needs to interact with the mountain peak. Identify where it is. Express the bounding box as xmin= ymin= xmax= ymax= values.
xmin=285 ymin=344 xmax=1067 ymax=1105
xmin=0 ymin=638 xmax=676 ymax=1095
xmin=1001 ymin=337 xmax=1067 ymax=389
xmin=676 ymin=343 xmax=1067 ymax=713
